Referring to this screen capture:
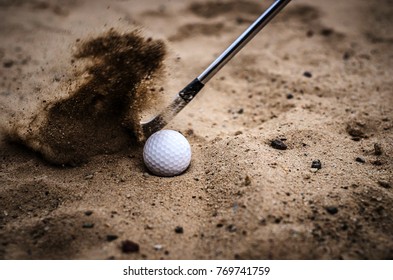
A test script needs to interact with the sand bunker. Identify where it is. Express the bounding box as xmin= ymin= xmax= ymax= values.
xmin=7 ymin=30 xmax=166 ymax=165
xmin=0 ymin=0 xmax=392 ymax=260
